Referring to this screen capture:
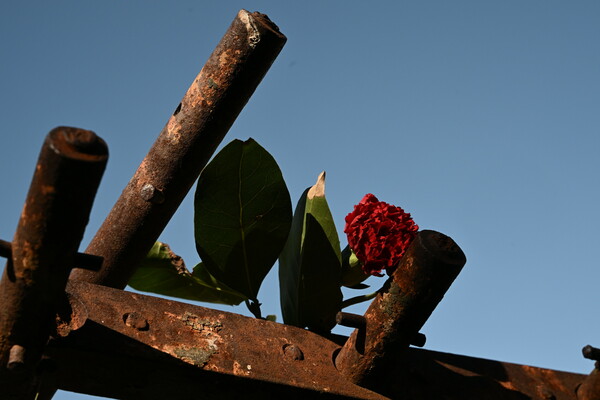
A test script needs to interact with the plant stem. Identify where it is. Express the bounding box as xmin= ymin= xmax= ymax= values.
xmin=341 ymin=291 xmax=378 ymax=309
